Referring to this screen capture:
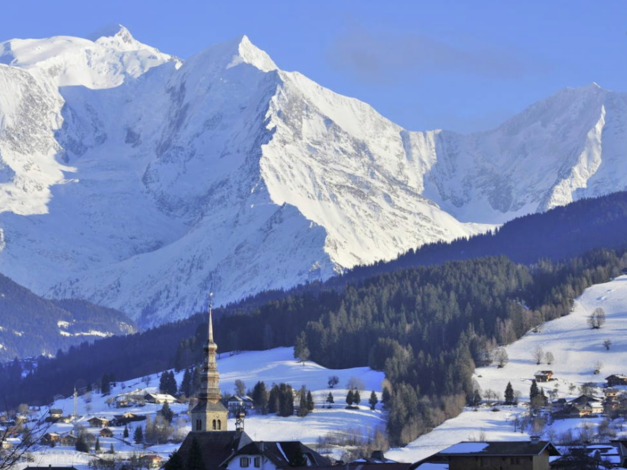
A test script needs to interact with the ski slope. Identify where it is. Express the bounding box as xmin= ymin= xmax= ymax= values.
xmin=387 ymin=274 xmax=627 ymax=462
